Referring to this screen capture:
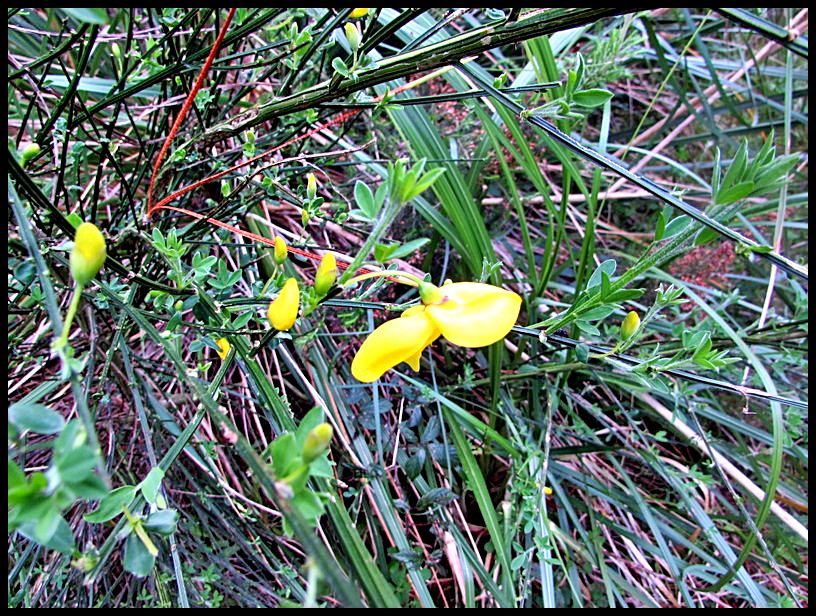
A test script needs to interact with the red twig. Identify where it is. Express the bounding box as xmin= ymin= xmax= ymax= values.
xmin=145 ymin=10 xmax=424 ymax=274
xmin=146 ymin=8 xmax=236 ymax=217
